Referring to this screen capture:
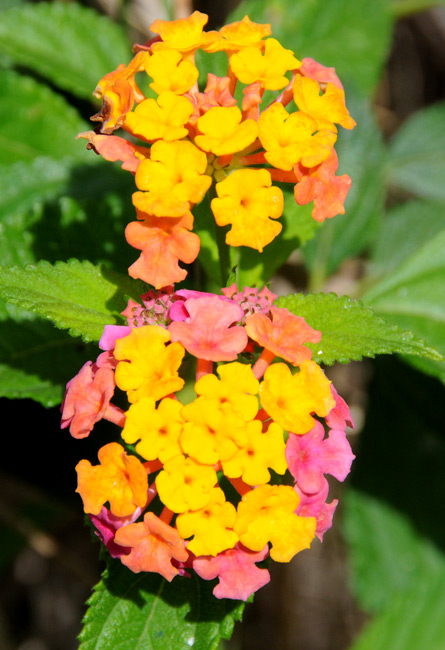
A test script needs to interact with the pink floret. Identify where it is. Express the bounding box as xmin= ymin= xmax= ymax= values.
xmin=60 ymin=361 xmax=115 ymax=439
xmin=193 ymin=543 xmax=270 ymax=600
xmin=286 ymin=421 xmax=355 ymax=494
